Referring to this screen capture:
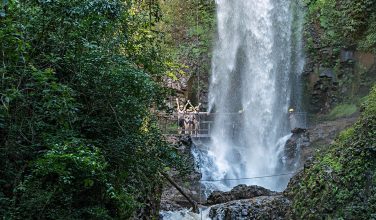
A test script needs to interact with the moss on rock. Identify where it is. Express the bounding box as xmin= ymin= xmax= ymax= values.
xmin=287 ymin=86 xmax=376 ymax=219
